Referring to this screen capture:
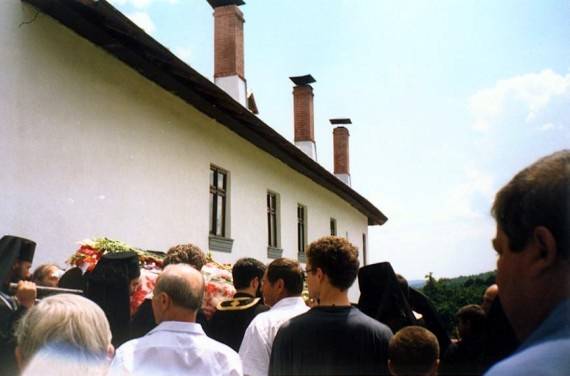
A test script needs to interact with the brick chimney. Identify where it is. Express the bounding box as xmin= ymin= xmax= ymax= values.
xmin=290 ymin=75 xmax=316 ymax=160
xmin=330 ymin=118 xmax=351 ymax=186
xmin=208 ymin=0 xmax=247 ymax=106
